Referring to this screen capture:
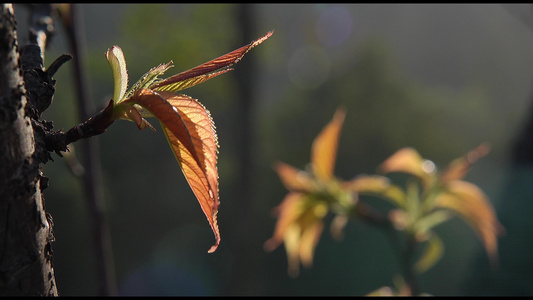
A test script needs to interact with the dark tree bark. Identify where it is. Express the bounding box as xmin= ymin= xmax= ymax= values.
xmin=0 ymin=4 xmax=58 ymax=296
